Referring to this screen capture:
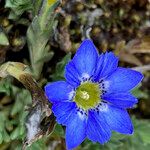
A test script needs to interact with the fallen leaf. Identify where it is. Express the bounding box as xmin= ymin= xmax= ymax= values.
xmin=126 ymin=36 xmax=150 ymax=54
